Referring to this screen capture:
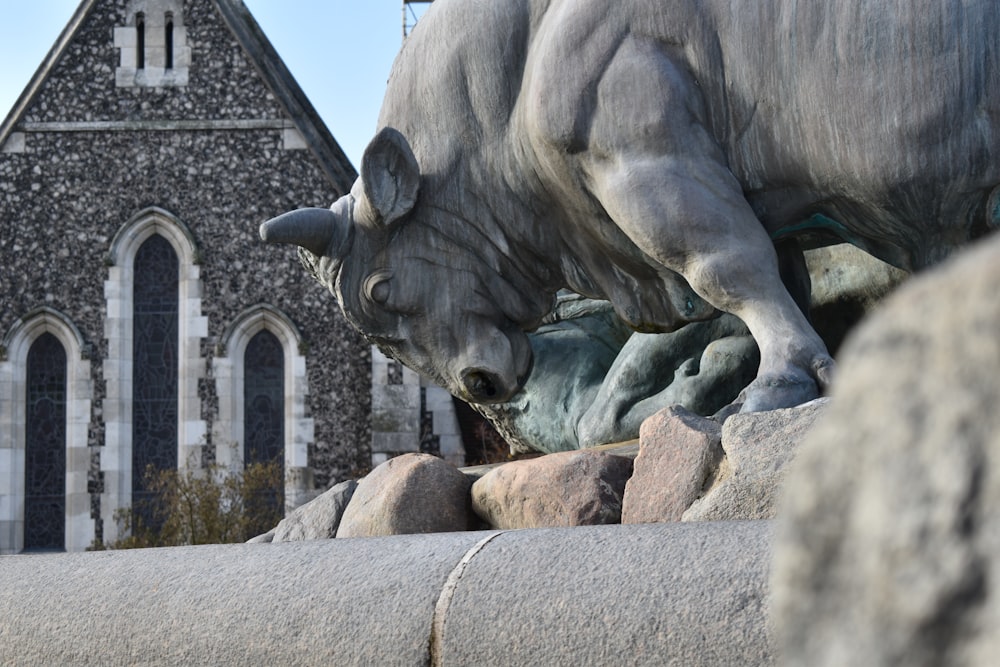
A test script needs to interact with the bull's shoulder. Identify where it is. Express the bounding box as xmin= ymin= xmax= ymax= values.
xmin=518 ymin=2 xmax=710 ymax=153
xmin=519 ymin=6 xmax=625 ymax=151
xmin=381 ymin=0 xmax=538 ymax=145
